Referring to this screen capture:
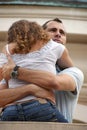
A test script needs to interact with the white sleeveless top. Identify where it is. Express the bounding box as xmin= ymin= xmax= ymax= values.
xmin=0 ymin=39 xmax=65 ymax=102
